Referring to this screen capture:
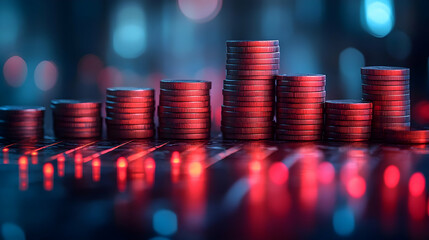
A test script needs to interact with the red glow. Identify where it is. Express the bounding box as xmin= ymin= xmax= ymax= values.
xmin=3 ymin=56 xmax=27 ymax=87
xmin=268 ymin=162 xmax=289 ymax=185
xmin=249 ymin=160 xmax=262 ymax=173
xmin=31 ymin=151 xmax=37 ymax=156
xmin=346 ymin=176 xmax=366 ymax=198
xmin=18 ymin=156 xmax=28 ymax=191
xmin=96 ymin=66 xmax=123 ymax=93
xmin=427 ymin=199 xmax=429 ymax=216
xmin=57 ymin=154 xmax=65 ymax=177
xmin=34 ymin=60 xmax=58 ymax=91
xmin=188 ymin=162 xmax=203 ymax=178
xmin=3 ymin=148 xmax=9 ymax=152
xmin=171 ymin=151 xmax=180 ymax=164
xmin=31 ymin=153 xmax=38 ymax=165
xmin=43 ymin=163 xmax=54 ymax=176
xmin=215 ymin=106 xmax=221 ymax=128
xmin=74 ymin=152 xmax=83 ymax=179
xmin=318 ymin=161 xmax=335 ymax=184
xmin=43 ymin=163 xmax=54 ymax=191
xmin=77 ymin=54 xmax=103 ymax=83
xmin=117 ymin=157 xmax=128 ymax=169
xmin=145 ymin=158 xmax=156 ymax=186
xmin=171 ymin=151 xmax=181 ymax=183
xmin=409 ymin=172 xmax=425 ymax=197
xmin=413 ymin=100 xmax=429 ymax=124
xmin=384 ymin=165 xmax=400 ymax=188
xmin=117 ymin=158 xmax=127 ymax=192
xmin=92 ymin=158 xmax=101 ymax=182
xmin=145 ymin=157 xmax=155 ymax=169
xmin=18 ymin=156 xmax=28 ymax=165
xmin=3 ymin=151 xmax=8 ymax=164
